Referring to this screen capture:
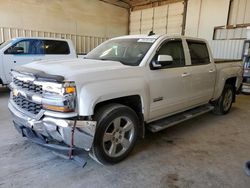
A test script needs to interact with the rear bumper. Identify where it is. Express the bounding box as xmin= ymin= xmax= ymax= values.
xmin=242 ymin=83 xmax=250 ymax=93
xmin=8 ymin=101 xmax=97 ymax=151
